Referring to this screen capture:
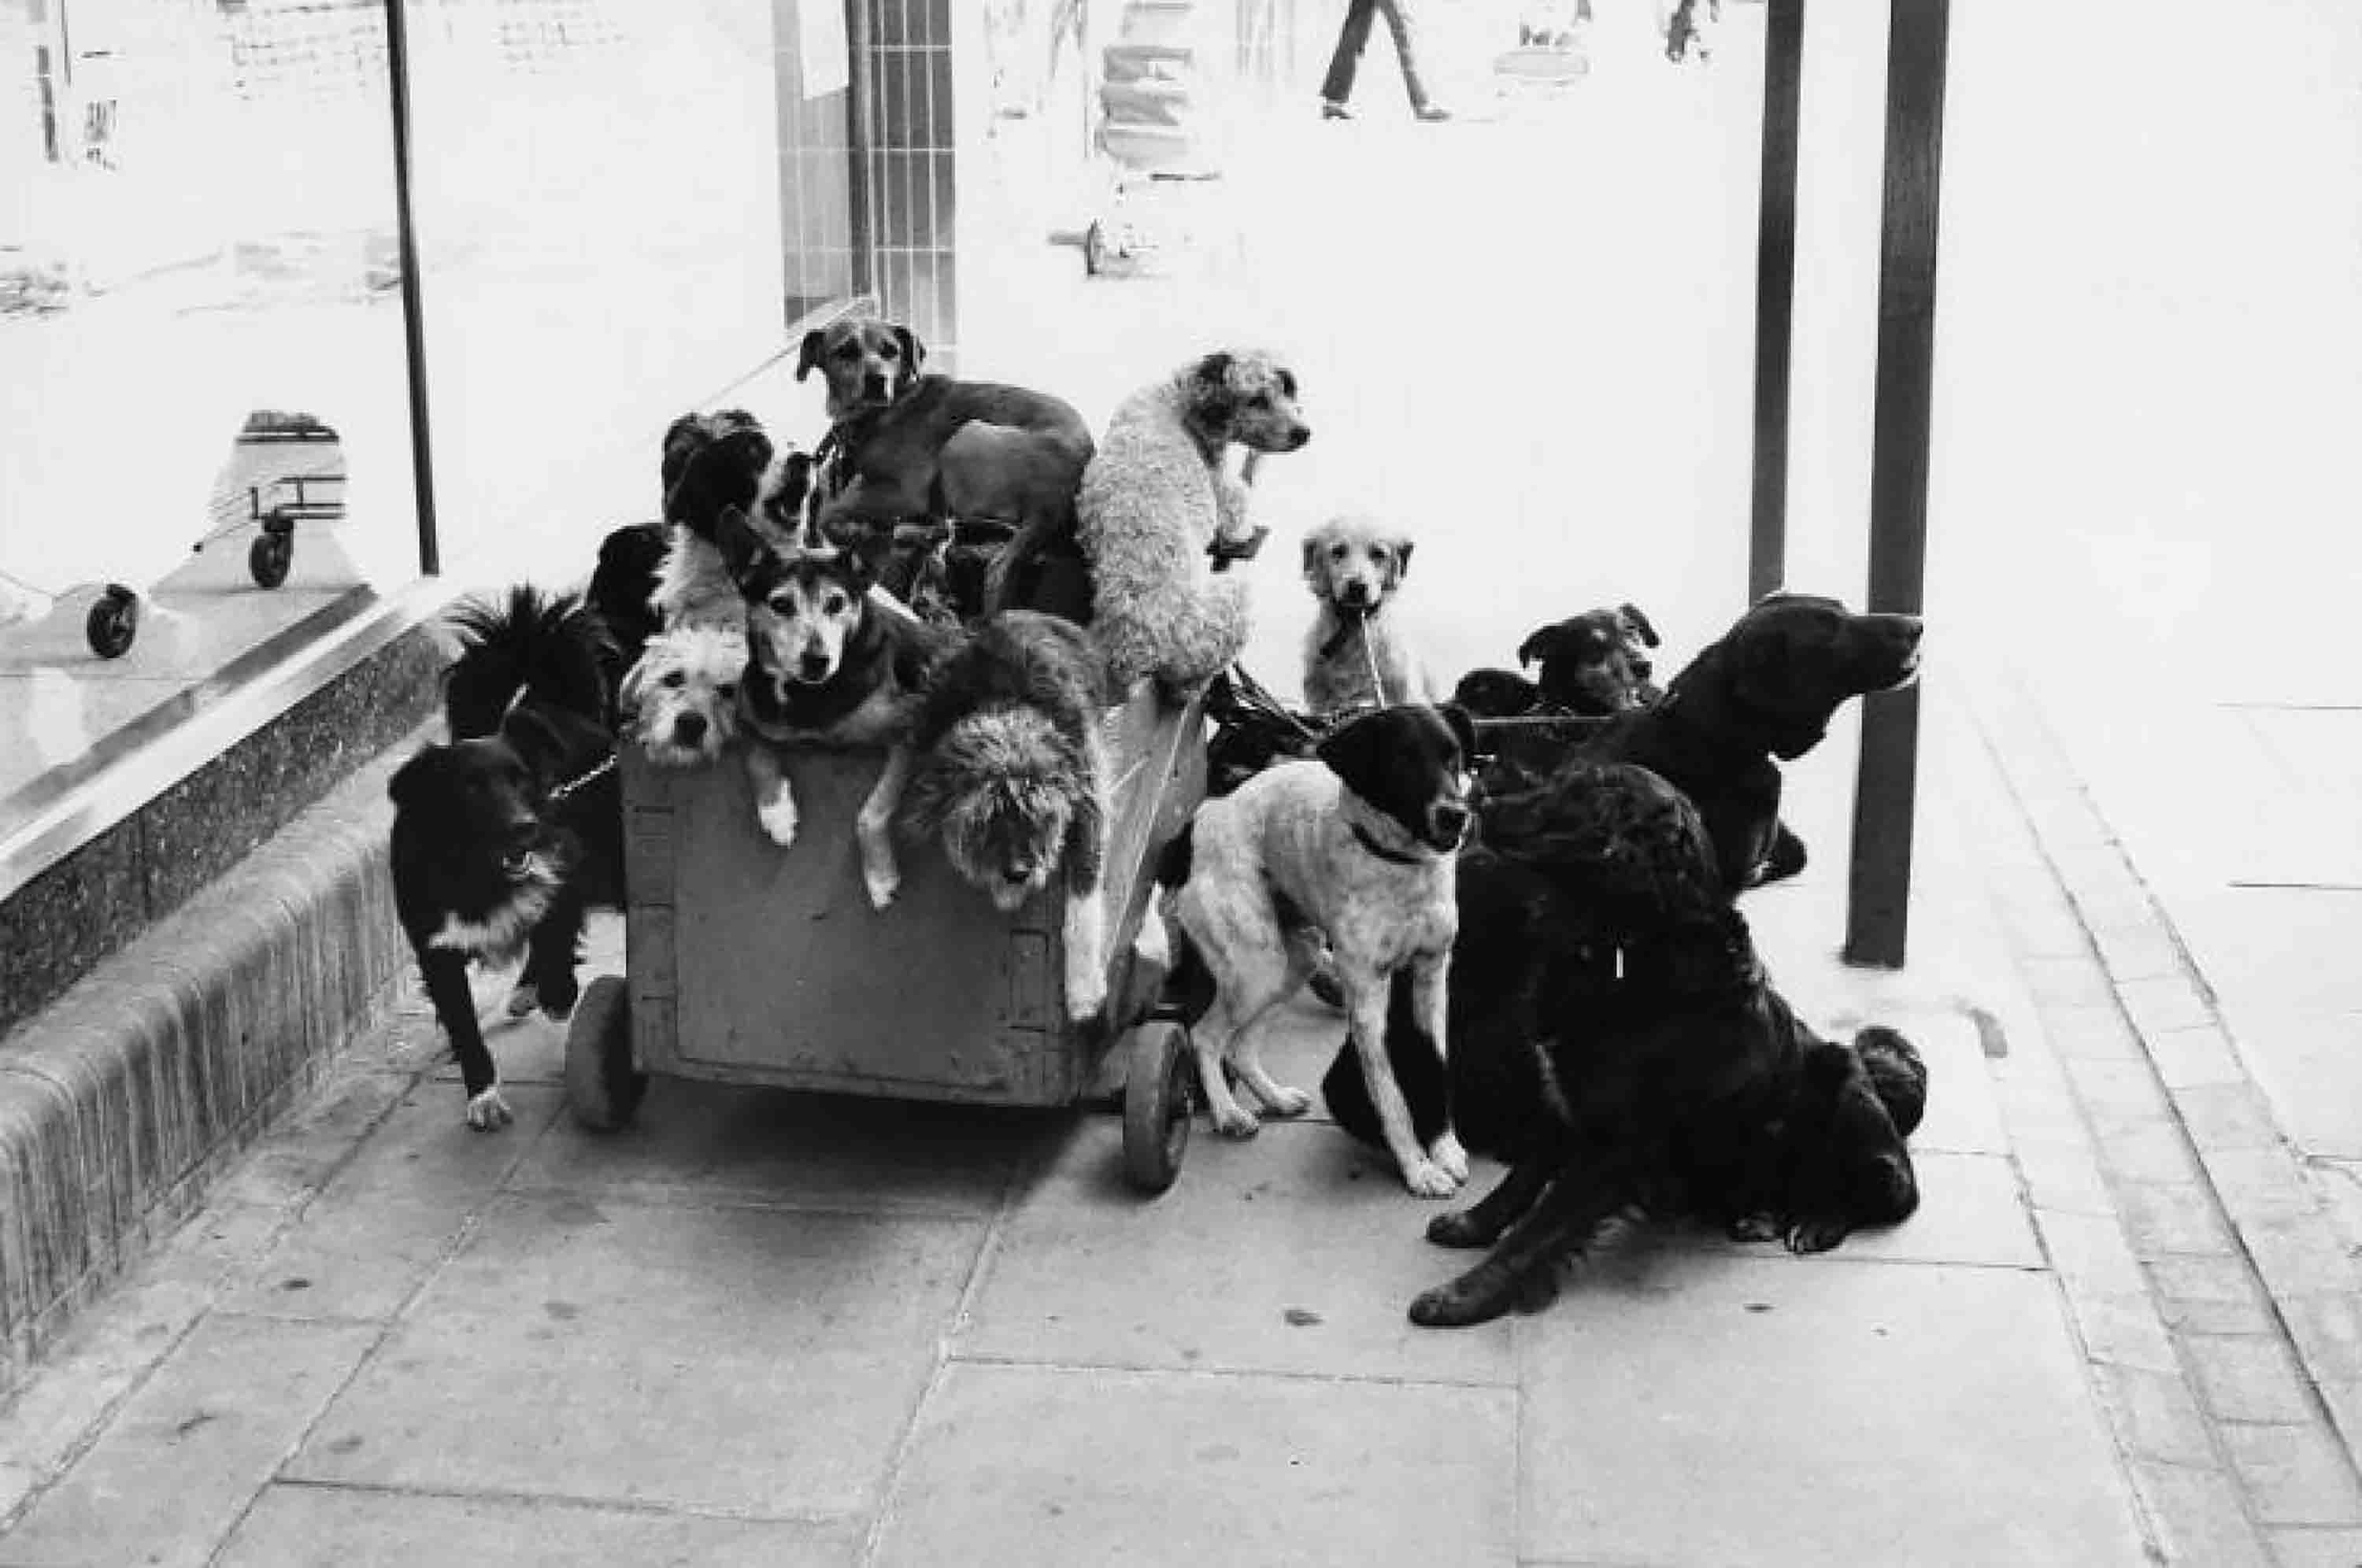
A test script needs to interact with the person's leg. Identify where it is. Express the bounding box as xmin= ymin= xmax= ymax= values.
xmin=1374 ymin=0 xmax=1443 ymax=116
xmin=1321 ymin=0 xmax=1379 ymax=106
